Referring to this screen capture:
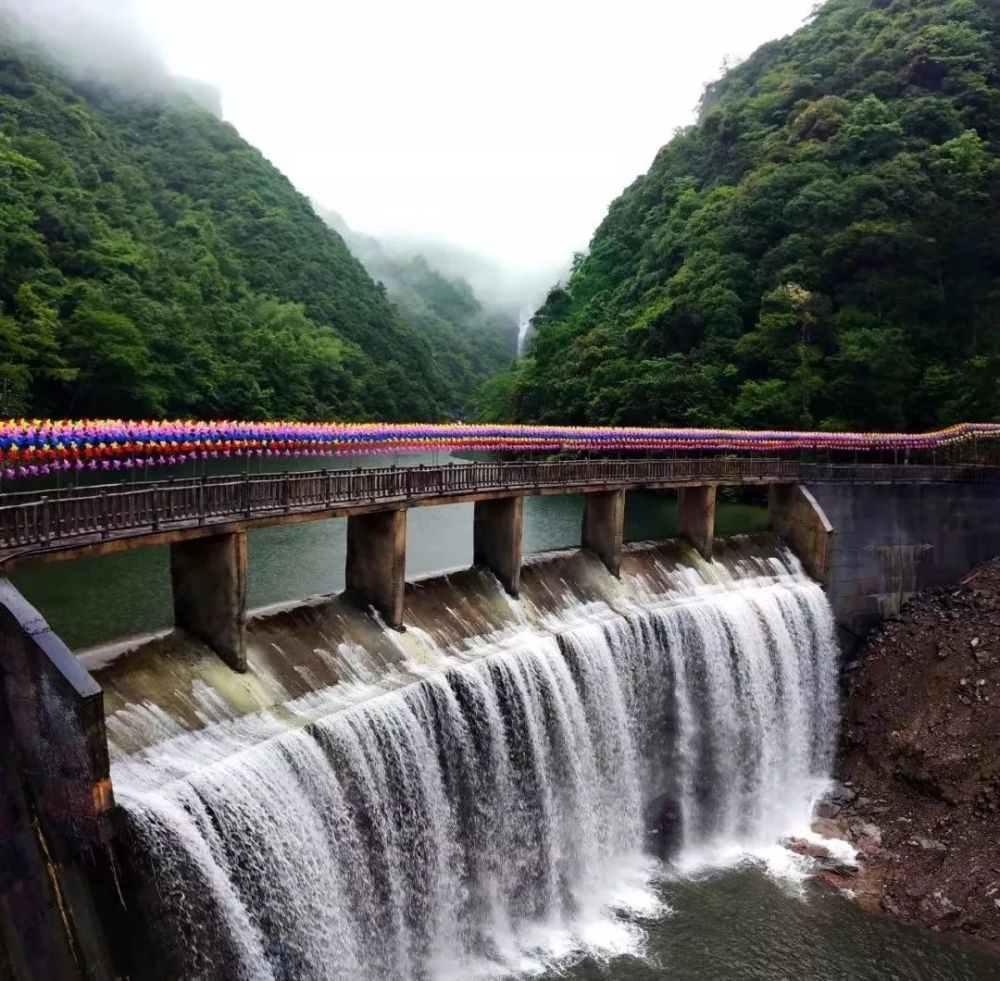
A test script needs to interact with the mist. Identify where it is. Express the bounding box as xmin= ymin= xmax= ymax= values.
xmin=131 ymin=0 xmax=818 ymax=275
xmin=318 ymin=206 xmax=558 ymax=346
xmin=378 ymin=233 xmax=564 ymax=323
xmin=0 ymin=0 xmax=220 ymax=114
xmin=1 ymin=0 xmax=818 ymax=315
xmin=2 ymin=0 xmax=161 ymax=85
